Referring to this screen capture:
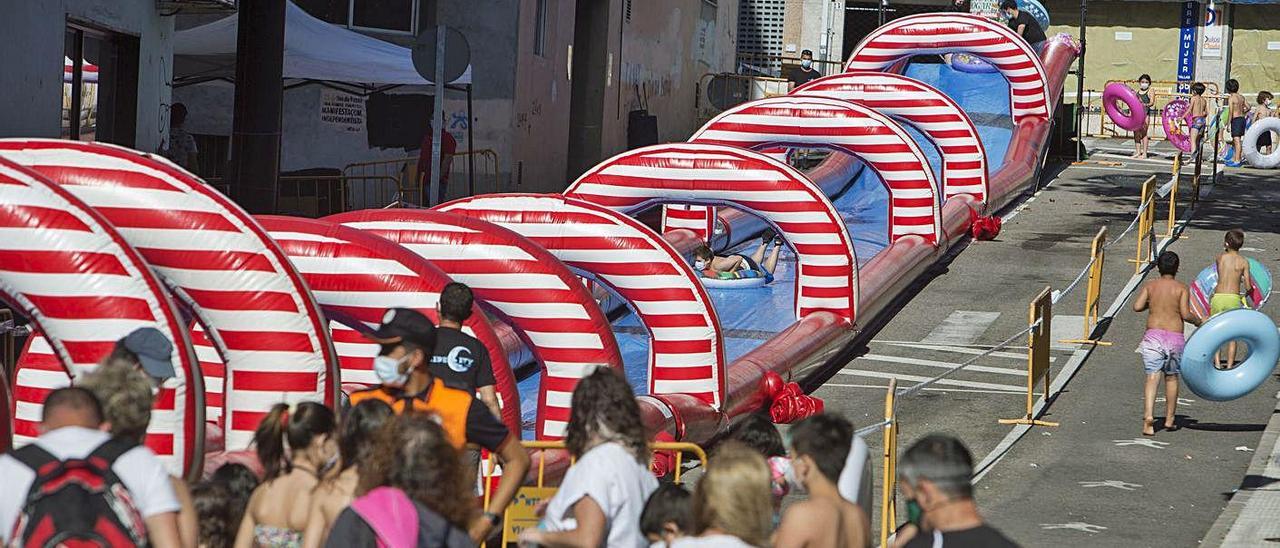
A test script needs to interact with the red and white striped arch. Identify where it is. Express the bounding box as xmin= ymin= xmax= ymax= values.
xmin=846 ymin=13 xmax=1051 ymax=122
xmin=439 ymin=194 xmax=727 ymax=406
xmin=0 ymin=158 xmax=202 ymax=477
xmin=565 ymin=143 xmax=861 ymax=319
xmin=254 ymin=215 xmax=522 ymax=434
xmin=326 ymin=209 xmax=624 ymax=439
xmin=684 ymin=101 xmax=941 ymax=246
xmin=0 ymin=139 xmax=339 ymax=451
xmin=661 ymin=205 xmax=716 ymax=242
xmin=792 ymin=72 xmax=989 ymax=203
